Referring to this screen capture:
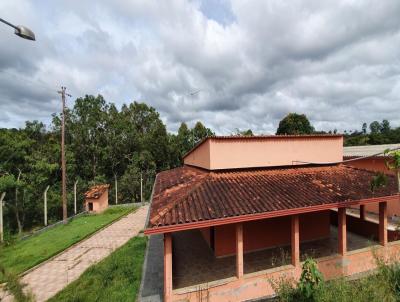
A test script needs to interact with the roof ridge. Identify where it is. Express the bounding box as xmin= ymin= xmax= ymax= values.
xmin=149 ymin=174 xmax=211 ymax=226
